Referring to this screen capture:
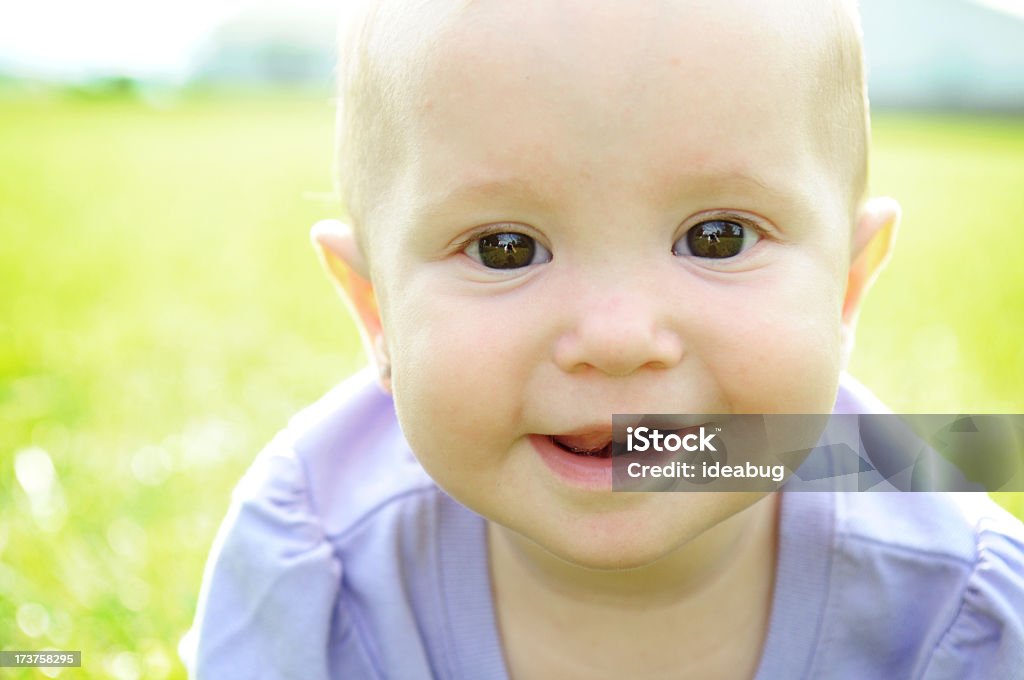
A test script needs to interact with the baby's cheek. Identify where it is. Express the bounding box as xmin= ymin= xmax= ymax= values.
xmin=707 ymin=287 xmax=842 ymax=413
xmin=389 ymin=303 xmax=522 ymax=461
